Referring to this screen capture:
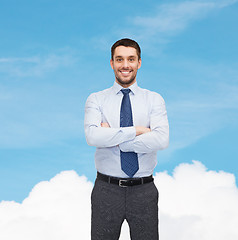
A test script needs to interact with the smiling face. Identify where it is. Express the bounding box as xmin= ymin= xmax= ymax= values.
xmin=110 ymin=46 xmax=141 ymax=88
